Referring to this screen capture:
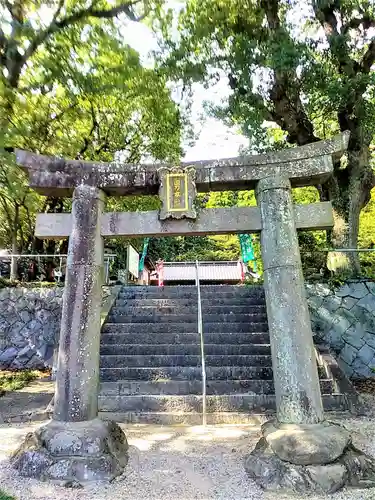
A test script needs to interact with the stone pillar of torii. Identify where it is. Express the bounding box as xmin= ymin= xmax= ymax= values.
xmin=12 ymin=132 xmax=375 ymax=493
